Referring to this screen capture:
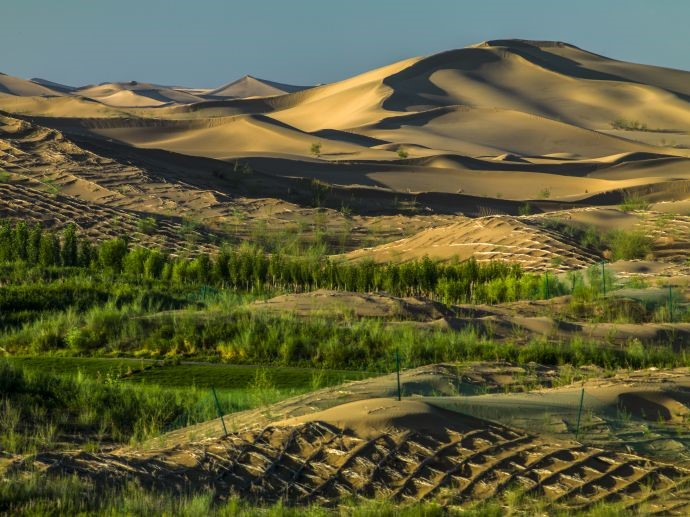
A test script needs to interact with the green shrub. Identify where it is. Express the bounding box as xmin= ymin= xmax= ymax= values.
xmin=136 ymin=217 xmax=158 ymax=235
xmin=607 ymin=230 xmax=653 ymax=260
xmin=518 ymin=202 xmax=531 ymax=216
xmin=610 ymin=118 xmax=648 ymax=131
xmin=619 ymin=192 xmax=650 ymax=212
xmin=99 ymin=238 xmax=128 ymax=273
